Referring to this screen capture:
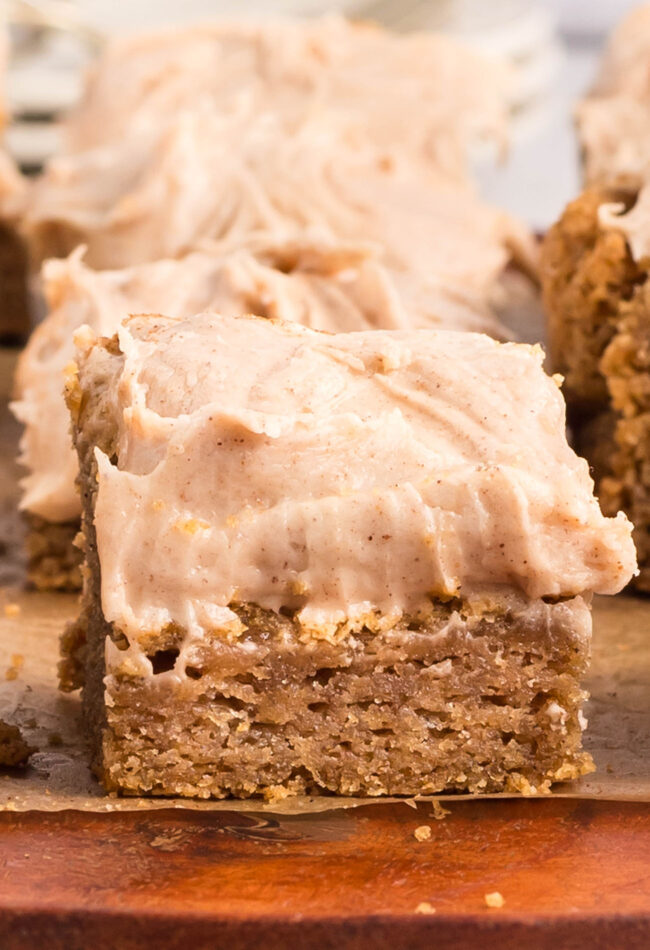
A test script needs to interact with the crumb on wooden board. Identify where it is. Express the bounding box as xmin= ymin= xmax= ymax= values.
xmin=415 ymin=902 xmax=436 ymax=914
xmin=484 ymin=891 xmax=505 ymax=909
